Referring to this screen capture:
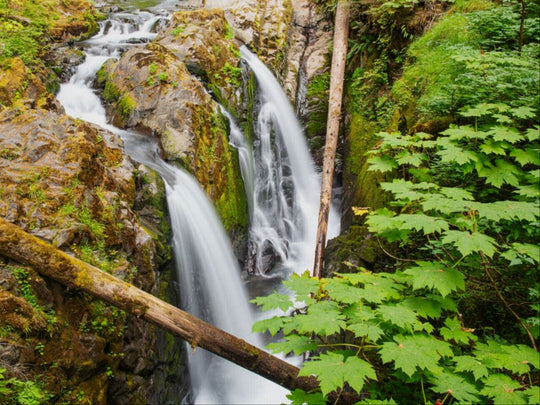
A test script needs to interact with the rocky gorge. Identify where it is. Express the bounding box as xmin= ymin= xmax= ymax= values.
xmin=0 ymin=0 xmax=337 ymax=402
